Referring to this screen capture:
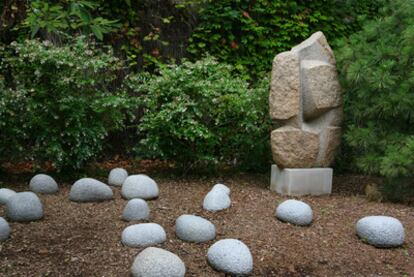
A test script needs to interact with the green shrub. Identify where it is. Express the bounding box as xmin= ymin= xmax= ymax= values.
xmin=126 ymin=57 xmax=271 ymax=171
xmin=188 ymin=0 xmax=386 ymax=80
xmin=20 ymin=0 xmax=120 ymax=40
xmin=336 ymin=0 xmax=414 ymax=184
xmin=0 ymin=37 xmax=135 ymax=171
